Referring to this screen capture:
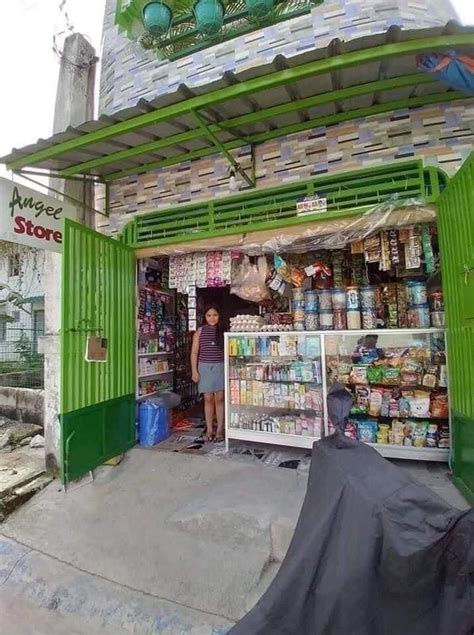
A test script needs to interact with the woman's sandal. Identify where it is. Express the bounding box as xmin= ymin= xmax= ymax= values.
xmin=214 ymin=433 xmax=225 ymax=443
xmin=204 ymin=433 xmax=215 ymax=442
